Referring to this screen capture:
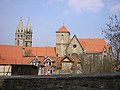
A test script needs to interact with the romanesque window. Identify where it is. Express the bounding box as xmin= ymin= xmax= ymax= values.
xmin=21 ymin=35 xmax=22 ymax=38
xmin=61 ymin=34 xmax=64 ymax=39
xmin=18 ymin=35 xmax=19 ymax=37
xmin=26 ymin=42 xmax=28 ymax=47
xmin=72 ymin=53 xmax=78 ymax=58
xmin=17 ymin=40 xmax=19 ymax=46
